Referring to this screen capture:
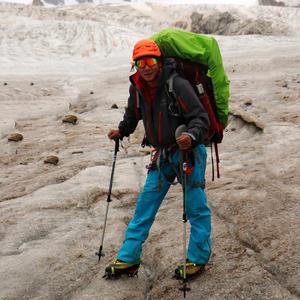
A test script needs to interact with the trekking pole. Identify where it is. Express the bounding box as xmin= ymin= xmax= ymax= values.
xmin=175 ymin=125 xmax=191 ymax=298
xmin=96 ymin=138 xmax=120 ymax=262
xmin=180 ymin=156 xmax=191 ymax=298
